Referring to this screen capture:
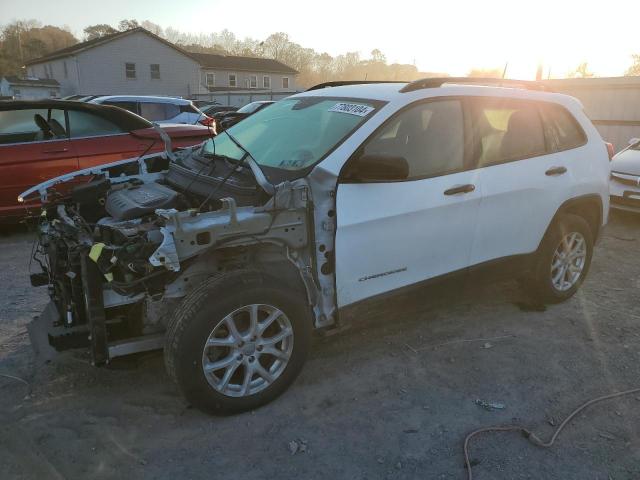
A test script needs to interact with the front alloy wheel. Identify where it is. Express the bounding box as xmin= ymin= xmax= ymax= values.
xmin=165 ymin=270 xmax=312 ymax=414
xmin=202 ymin=304 xmax=294 ymax=397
